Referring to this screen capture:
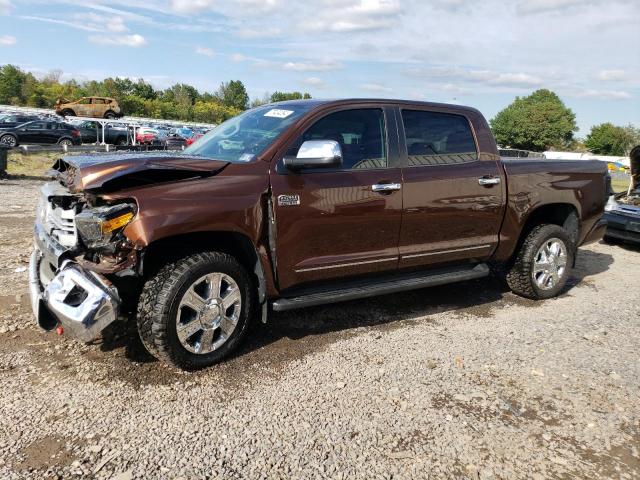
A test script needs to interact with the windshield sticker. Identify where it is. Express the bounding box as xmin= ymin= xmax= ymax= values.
xmin=264 ymin=109 xmax=294 ymax=119
xmin=238 ymin=153 xmax=256 ymax=162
